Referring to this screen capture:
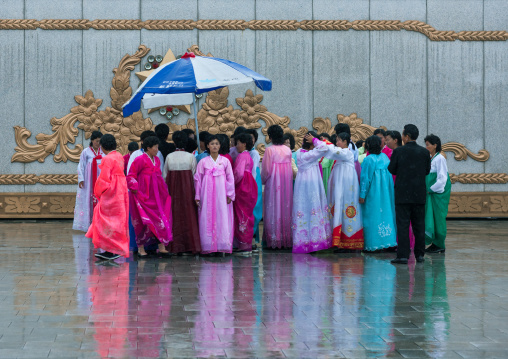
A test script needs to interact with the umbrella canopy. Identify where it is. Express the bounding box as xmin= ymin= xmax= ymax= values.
xmin=122 ymin=52 xmax=272 ymax=117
